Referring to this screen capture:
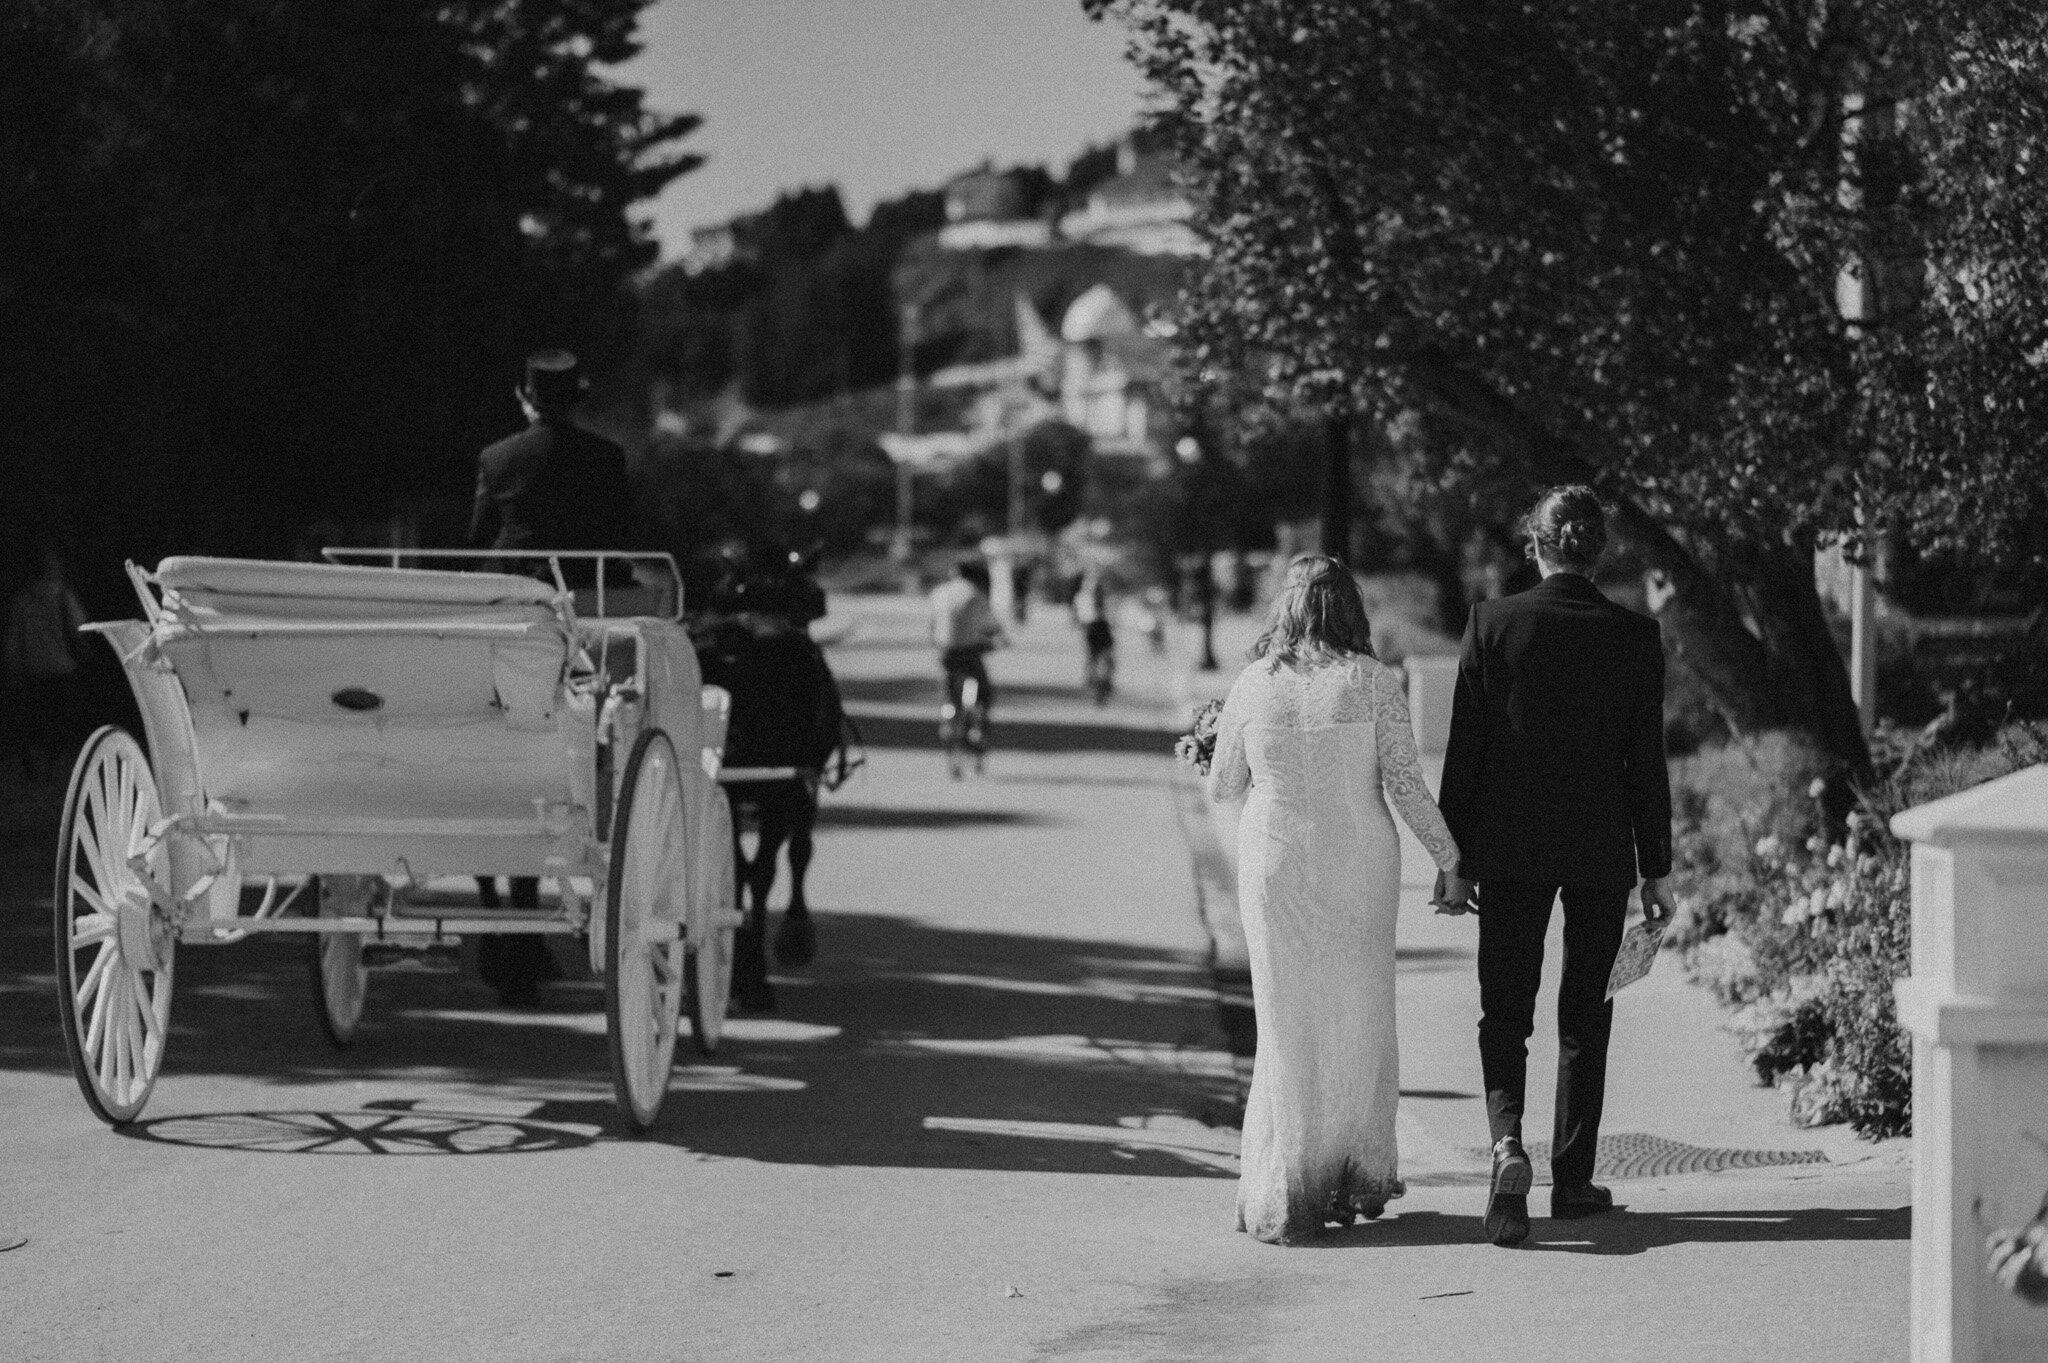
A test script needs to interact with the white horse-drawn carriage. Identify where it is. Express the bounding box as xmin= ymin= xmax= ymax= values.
xmin=53 ymin=550 xmax=739 ymax=1131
